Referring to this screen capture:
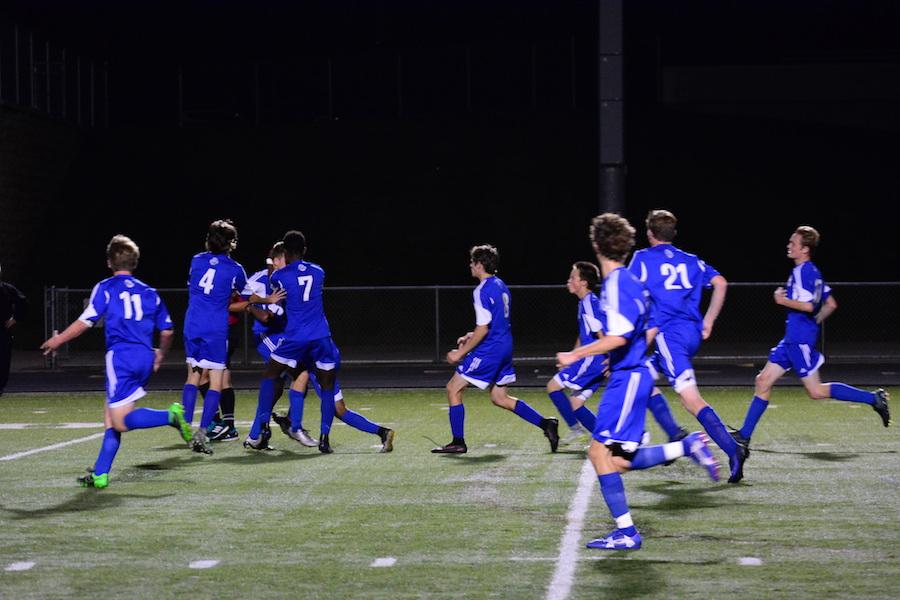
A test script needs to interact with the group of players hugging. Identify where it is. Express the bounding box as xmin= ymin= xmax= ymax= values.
xmin=41 ymin=211 xmax=890 ymax=551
